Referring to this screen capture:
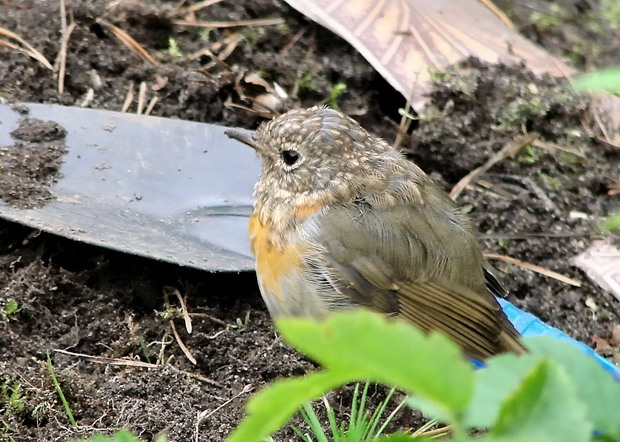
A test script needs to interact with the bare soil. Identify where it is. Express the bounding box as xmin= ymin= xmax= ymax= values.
xmin=0 ymin=0 xmax=619 ymax=441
